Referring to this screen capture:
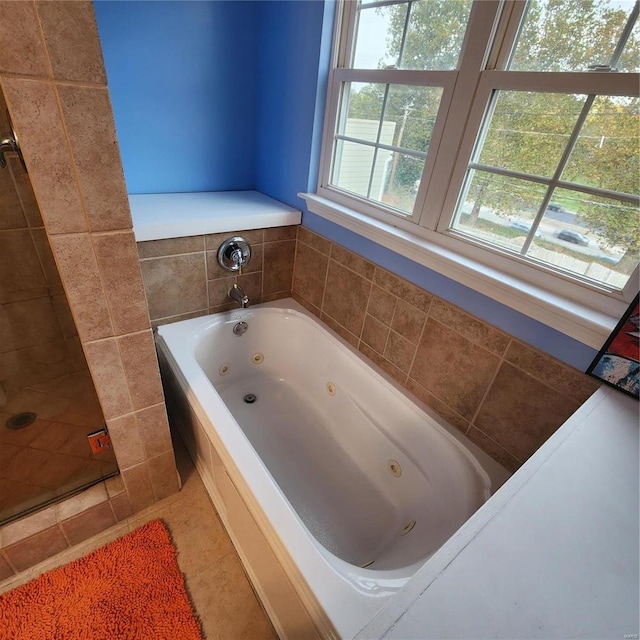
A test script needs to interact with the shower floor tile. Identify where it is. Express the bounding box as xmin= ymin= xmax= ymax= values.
xmin=0 ymin=371 xmax=117 ymax=525
xmin=0 ymin=432 xmax=278 ymax=640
